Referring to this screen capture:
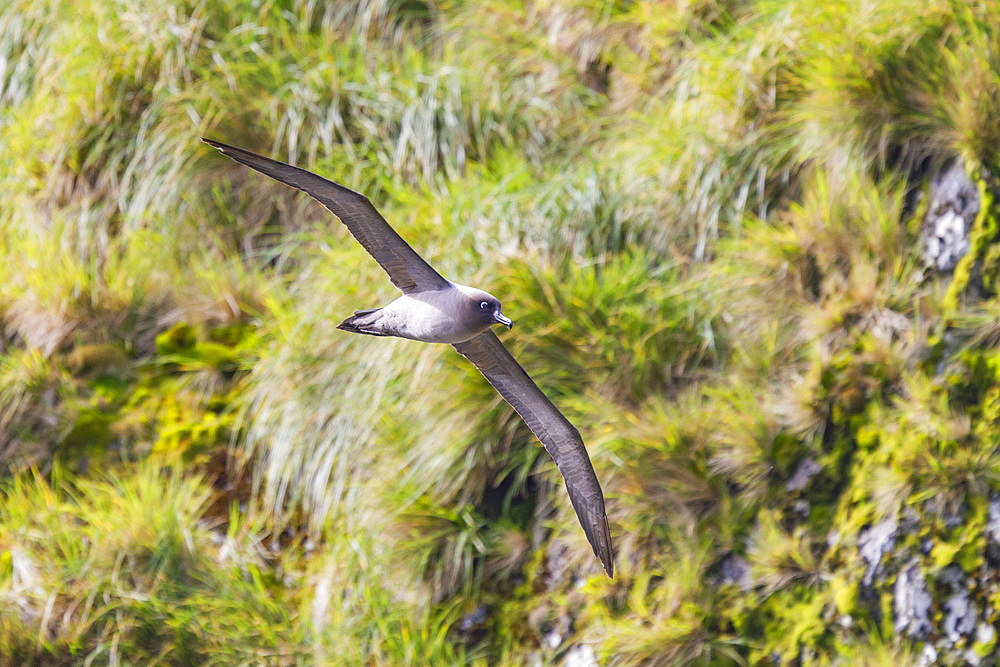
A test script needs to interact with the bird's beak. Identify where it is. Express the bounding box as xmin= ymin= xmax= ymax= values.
xmin=494 ymin=311 xmax=513 ymax=329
